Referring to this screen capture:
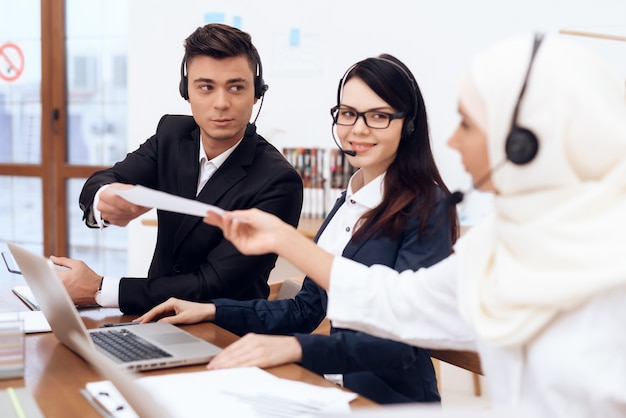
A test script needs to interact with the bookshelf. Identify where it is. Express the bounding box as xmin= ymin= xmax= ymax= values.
xmin=282 ymin=147 xmax=356 ymax=219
